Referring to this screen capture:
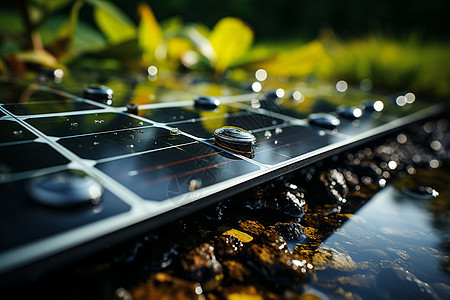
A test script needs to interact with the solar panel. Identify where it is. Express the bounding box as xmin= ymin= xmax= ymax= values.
xmin=0 ymin=70 xmax=445 ymax=283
